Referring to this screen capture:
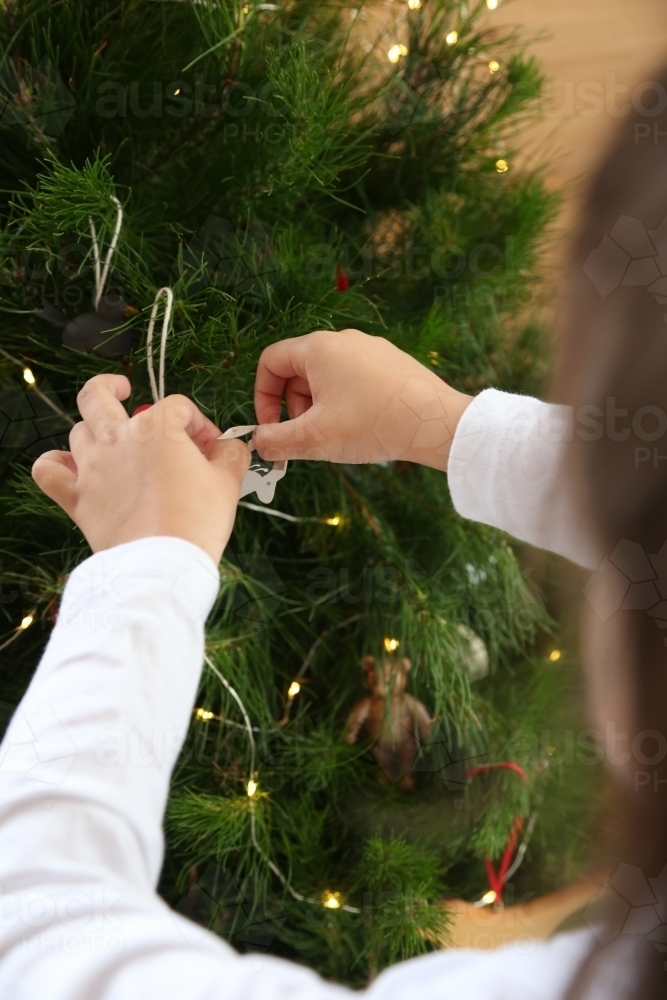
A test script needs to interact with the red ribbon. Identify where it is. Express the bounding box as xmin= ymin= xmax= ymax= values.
xmin=335 ymin=265 xmax=350 ymax=292
xmin=465 ymin=761 xmax=528 ymax=904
